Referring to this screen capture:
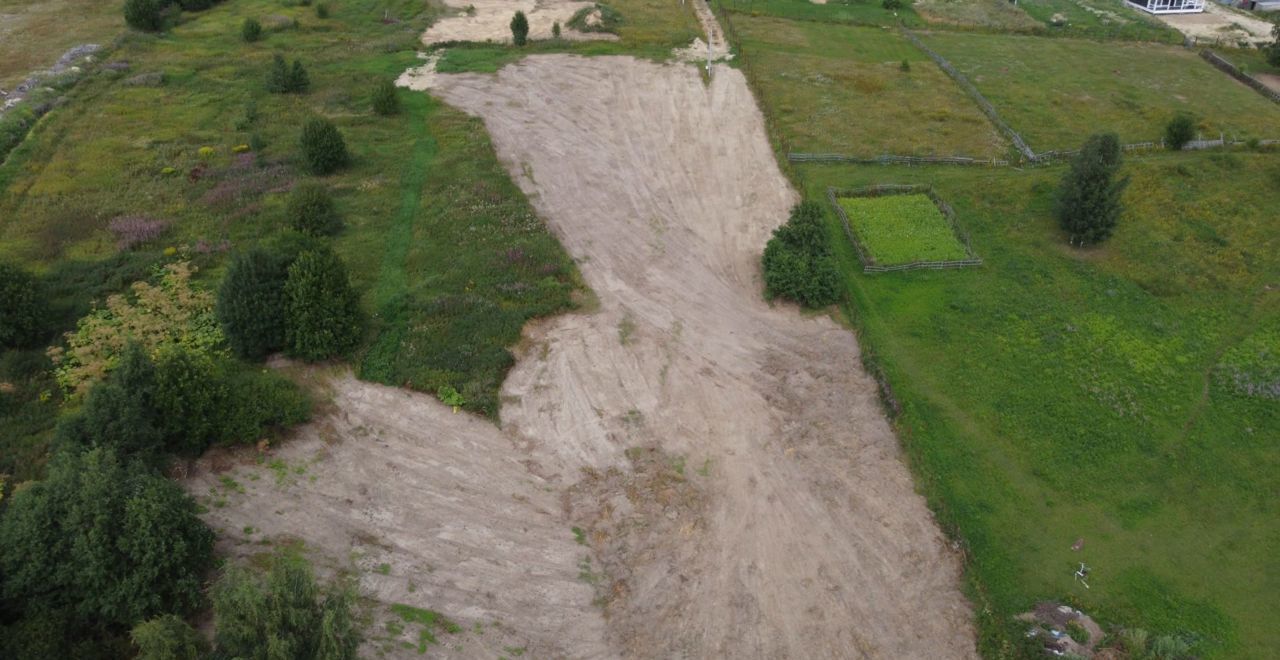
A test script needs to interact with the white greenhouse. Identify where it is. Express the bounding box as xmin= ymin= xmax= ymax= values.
xmin=1126 ymin=0 xmax=1206 ymax=13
